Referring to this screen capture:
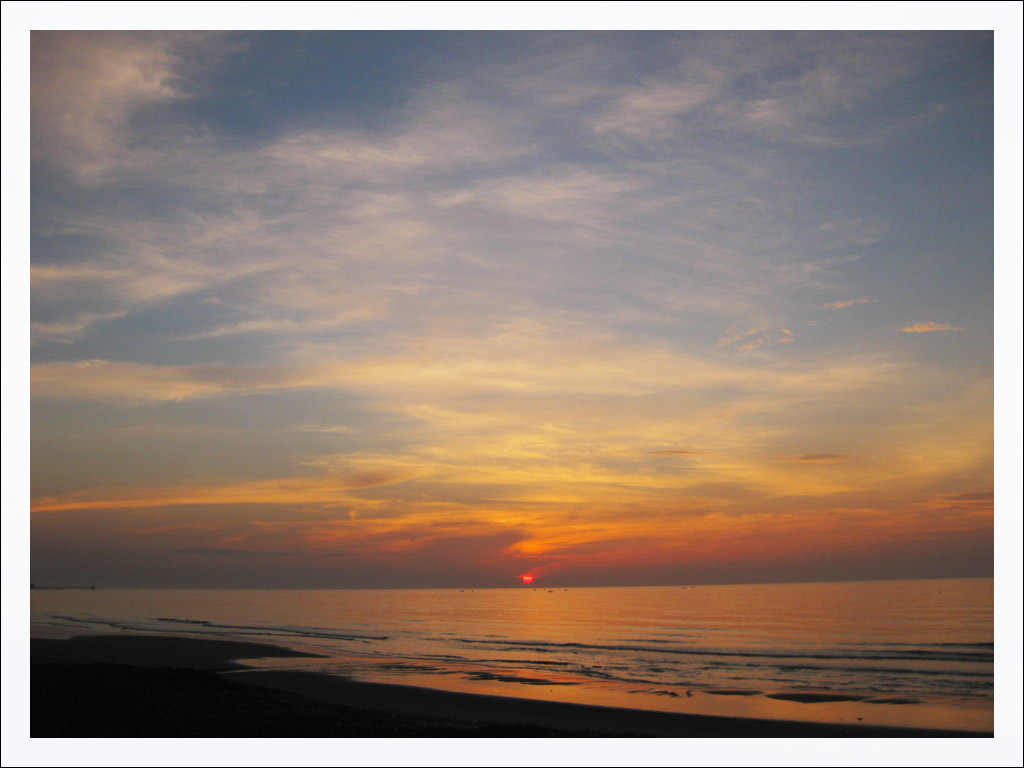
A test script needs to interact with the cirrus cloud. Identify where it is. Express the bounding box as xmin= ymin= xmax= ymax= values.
xmin=899 ymin=322 xmax=965 ymax=333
